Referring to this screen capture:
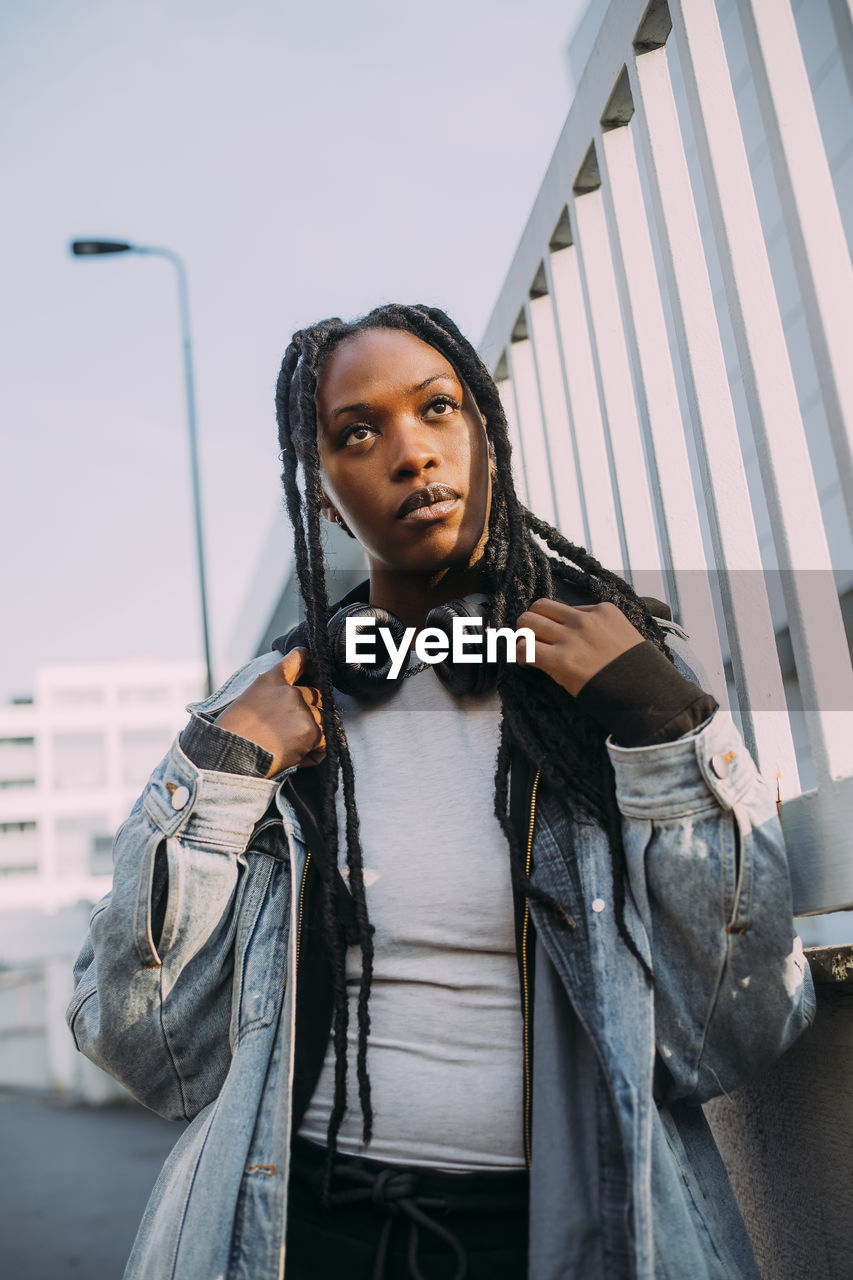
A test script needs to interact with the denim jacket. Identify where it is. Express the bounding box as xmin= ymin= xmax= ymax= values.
xmin=67 ymin=635 xmax=815 ymax=1280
